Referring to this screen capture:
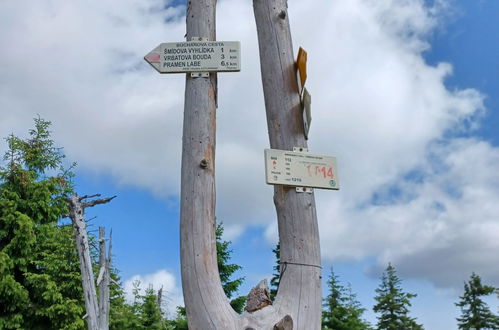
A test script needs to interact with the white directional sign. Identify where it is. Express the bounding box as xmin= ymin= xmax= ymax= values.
xmin=264 ymin=149 xmax=339 ymax=190
xmin=144 ymin=41 xmax=240 ymax=73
